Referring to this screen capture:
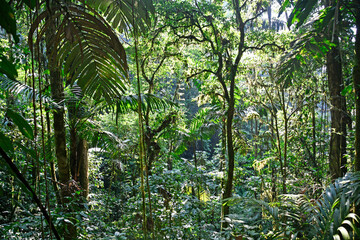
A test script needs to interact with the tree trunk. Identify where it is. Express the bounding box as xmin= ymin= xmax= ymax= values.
xmin=326 ymin=0 xmax=347 ymax=181
xmin=221 ymin=96 xmax=235 ymax=230
xmin=167 ymin=141 xmax=173 ymax=170
xmin=46 ymin=108 xmax=61 ymax=203
xmin=270 ymin=115 xmax=277 ymax=201
xmin=46 ymin=6 xmax=74 ymax=239
xmin=78 ymin=138 xmax=88 ymax=198
xmin=69 ymin=126 xmax=78 ymax=180
xmin=311 ymin=96 xmax=321 ymax=184
xmin=352 ymin=0 xmax=360 ymax=220
xmin=281 ymin=88 xmax=288 ymax=194
xmin=220 ymin=111 xmax=226 ymax=223
xmin=312 ymin=96 xmax=317 ymax=169
xmin=327 ymin=43 xmax=347 ymax=180
xmin=46 ymin=9 xmax=70 ymax=188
